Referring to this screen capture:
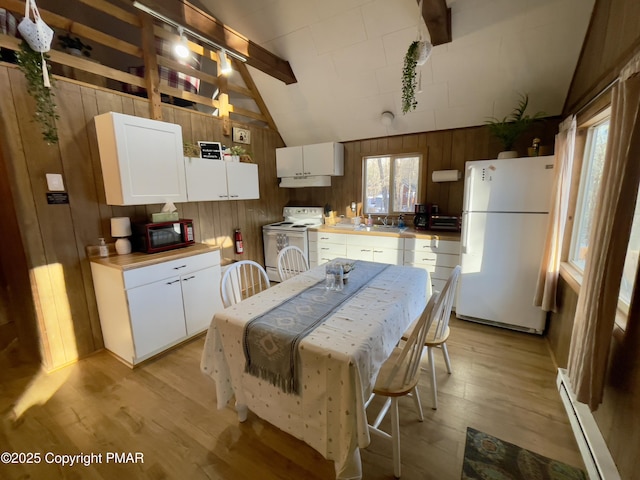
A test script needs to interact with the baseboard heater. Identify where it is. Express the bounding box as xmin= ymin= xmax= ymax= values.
xmin=556 ymin=369 xmax=620 ymax=480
